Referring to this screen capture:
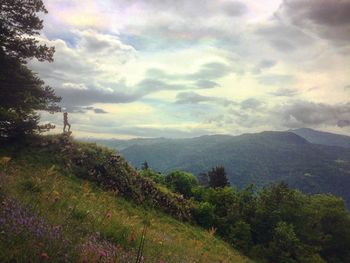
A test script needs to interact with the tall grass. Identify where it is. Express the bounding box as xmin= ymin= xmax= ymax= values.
xmin=0 ymin=144 xmax=252 ymax=263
